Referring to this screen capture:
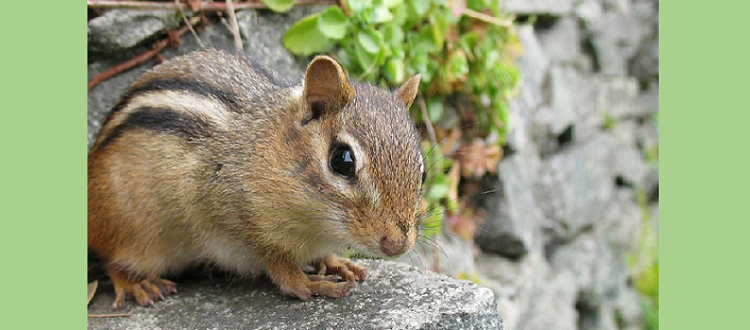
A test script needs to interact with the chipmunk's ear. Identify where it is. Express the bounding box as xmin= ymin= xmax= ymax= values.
xmin=303 ymin=56 xmax=354 ymax=121
xmin=394 ymin=74 xmax=421 ymax=110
